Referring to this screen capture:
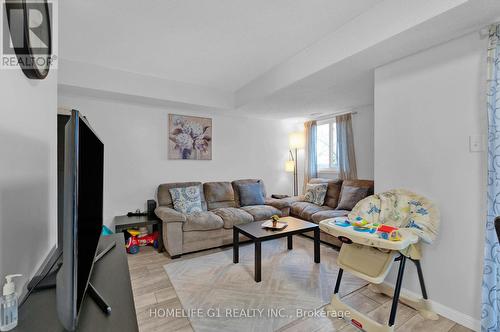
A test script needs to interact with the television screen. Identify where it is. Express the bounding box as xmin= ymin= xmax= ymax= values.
xmin=57 ymin=110 xmax=104 ymax=331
